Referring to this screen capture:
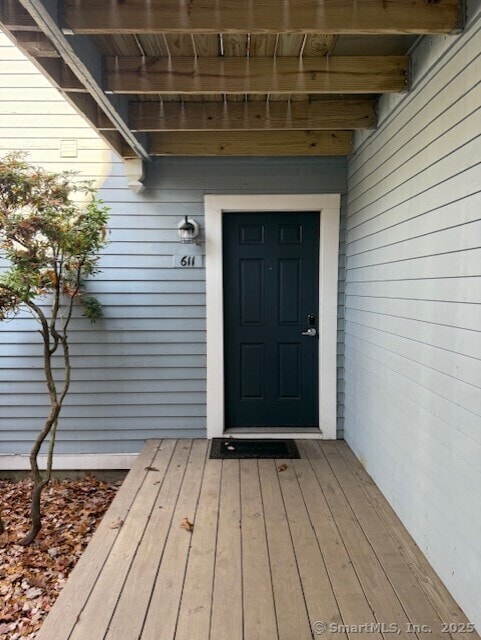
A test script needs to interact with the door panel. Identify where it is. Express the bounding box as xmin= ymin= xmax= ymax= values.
xmin=240 ymin=259 xmax=264 ymax=325
xmin=278 ymin=259 xmax=301 ymax=324
xmin=278 ymin=343 xmax=302 ymax=399
xmin=240 ymin=344 xmax=264 ymax=399
xmin=223 ymin=212 xmax=320 ymax=428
